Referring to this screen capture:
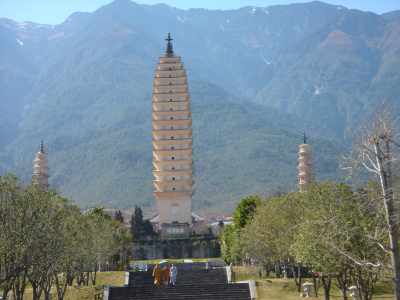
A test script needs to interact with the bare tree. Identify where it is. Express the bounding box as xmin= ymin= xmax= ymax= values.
xmin=341 ymin=103 xmax=400 ymax=299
